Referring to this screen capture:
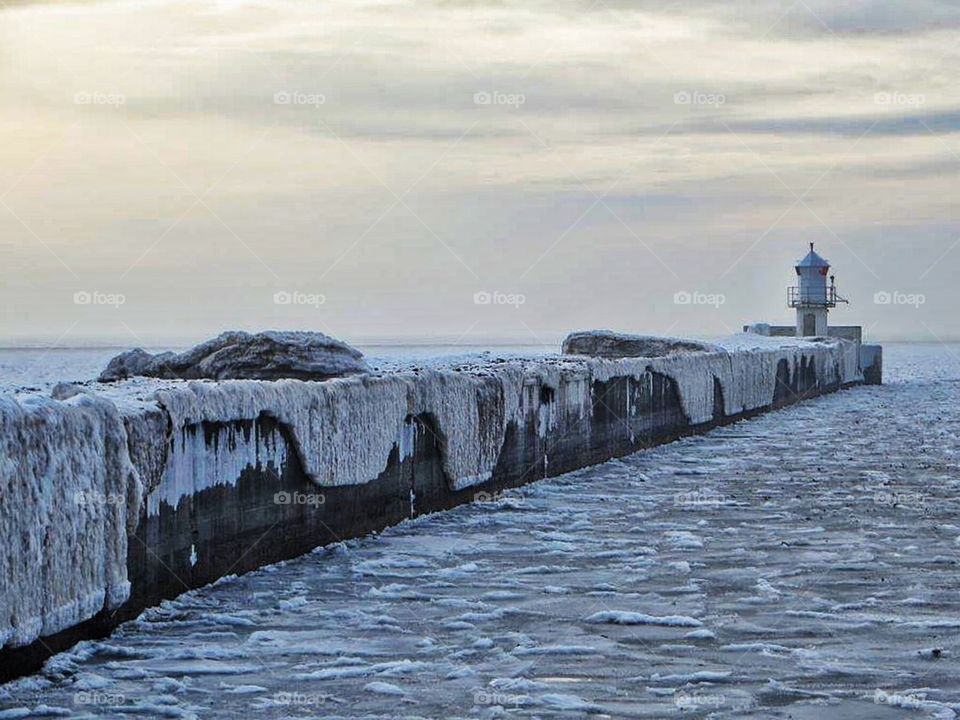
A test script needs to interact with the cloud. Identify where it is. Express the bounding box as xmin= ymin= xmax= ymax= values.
xmin=0 ymin=0 xmax=957 ymax=343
